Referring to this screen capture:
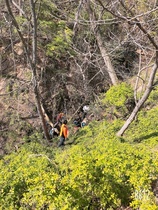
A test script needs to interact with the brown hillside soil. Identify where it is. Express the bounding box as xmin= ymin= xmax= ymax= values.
xmin=0 ymin=65 xmax=42 ymax=154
